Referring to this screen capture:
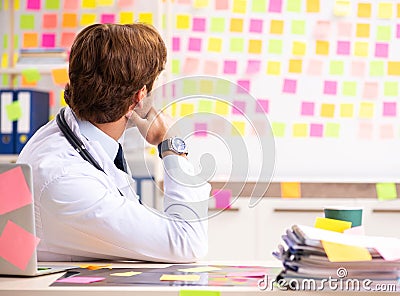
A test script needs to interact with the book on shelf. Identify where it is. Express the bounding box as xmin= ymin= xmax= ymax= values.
xmin=17 ymin=48 xmax=68 ymax=64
